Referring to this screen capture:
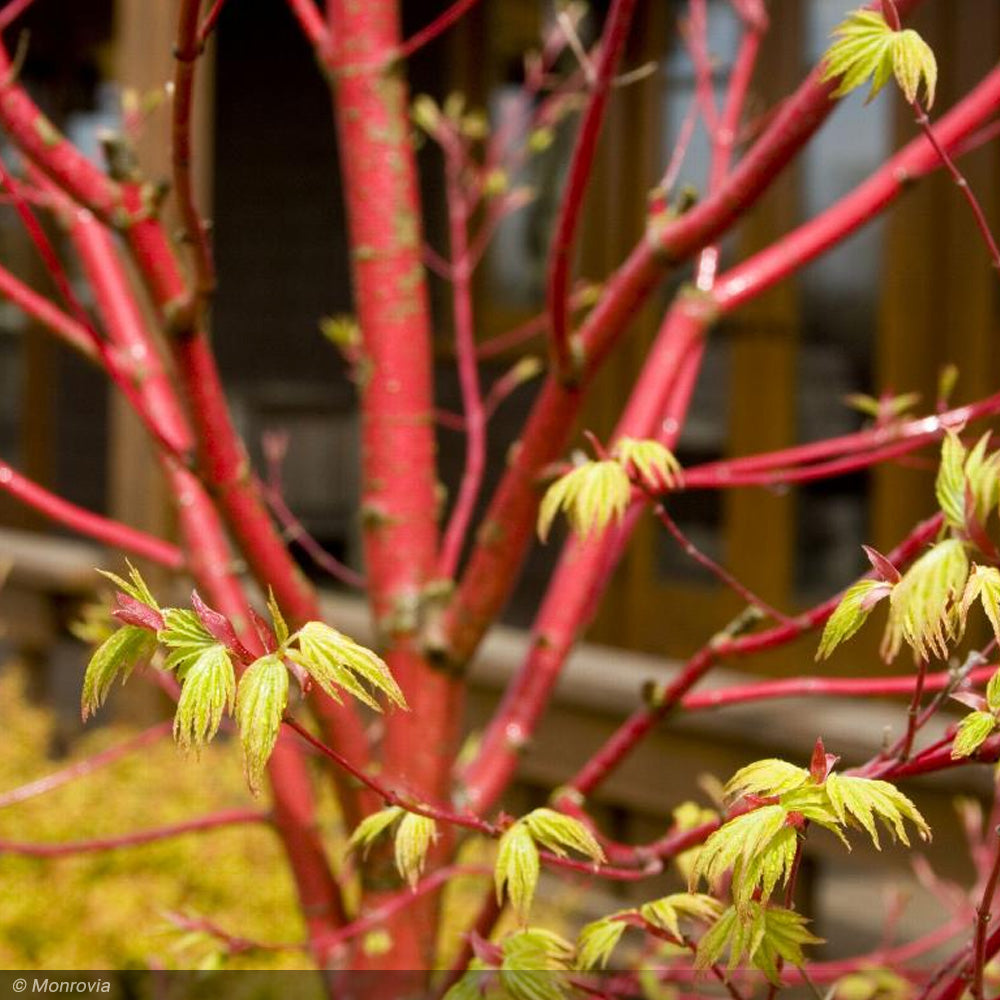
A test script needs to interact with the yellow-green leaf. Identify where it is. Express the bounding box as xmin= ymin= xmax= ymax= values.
xmin=394 ymin=812 xmax=437 ymax=889
xmin=290 ymin=621 xmax=406 ymax=712
xmin=962 ymin=564 xmax=1000 ymax=644
xmin=640 ymin=893 xmax=723 ymax=940
xmin=817 ymin=579 xmax=892 ymax=660
xmin=537 ymin=460 xmax=631 ymax=542
xmin=81 ymin=625 xmax=157 ymax=720
xmin=347 ymin=806 xmax=404 ymax=858
xmin=495 ymin=823 xmax=540 ymax=923
xmin=235 ymin=653 xmax=289 ymax=794
xmin=824 ymin=773 xmax=930 ymax=847
xmin=97 ymin=560 xmax=159 ymax=610
xmin=522 ymin=808 xmax=605 ymax=864
xmin=173 ymin=644 xmax=235 ymax=751
xmin=725 ymin=759 xmax=811 ymax=800
xmin=501 ymin=928 xmax=574 ymax=1000
xmin=881 ymin=538 xmax=969 ymax=662
xmin=952 ymin=711 xmax=997 ymax=759
xmin=892 ymin=28 xmax=937 ymax=106
xmin=576 ymin=915 xmax=628 ymax=970
xmin=613 ymin=438 xmax=683 ymax=491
